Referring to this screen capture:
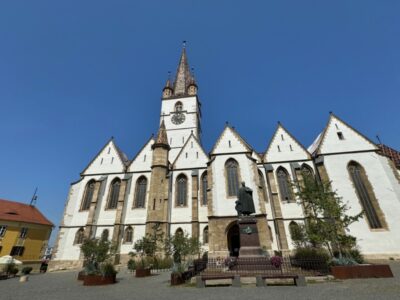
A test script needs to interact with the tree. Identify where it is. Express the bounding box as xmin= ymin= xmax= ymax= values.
xmin=164 ymin=232 xmax=201 ymax=264
xmin=80 ymin=238 xmax=117 ymax=275
xmin=295 ymin=171 xmax=363 ymax=257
